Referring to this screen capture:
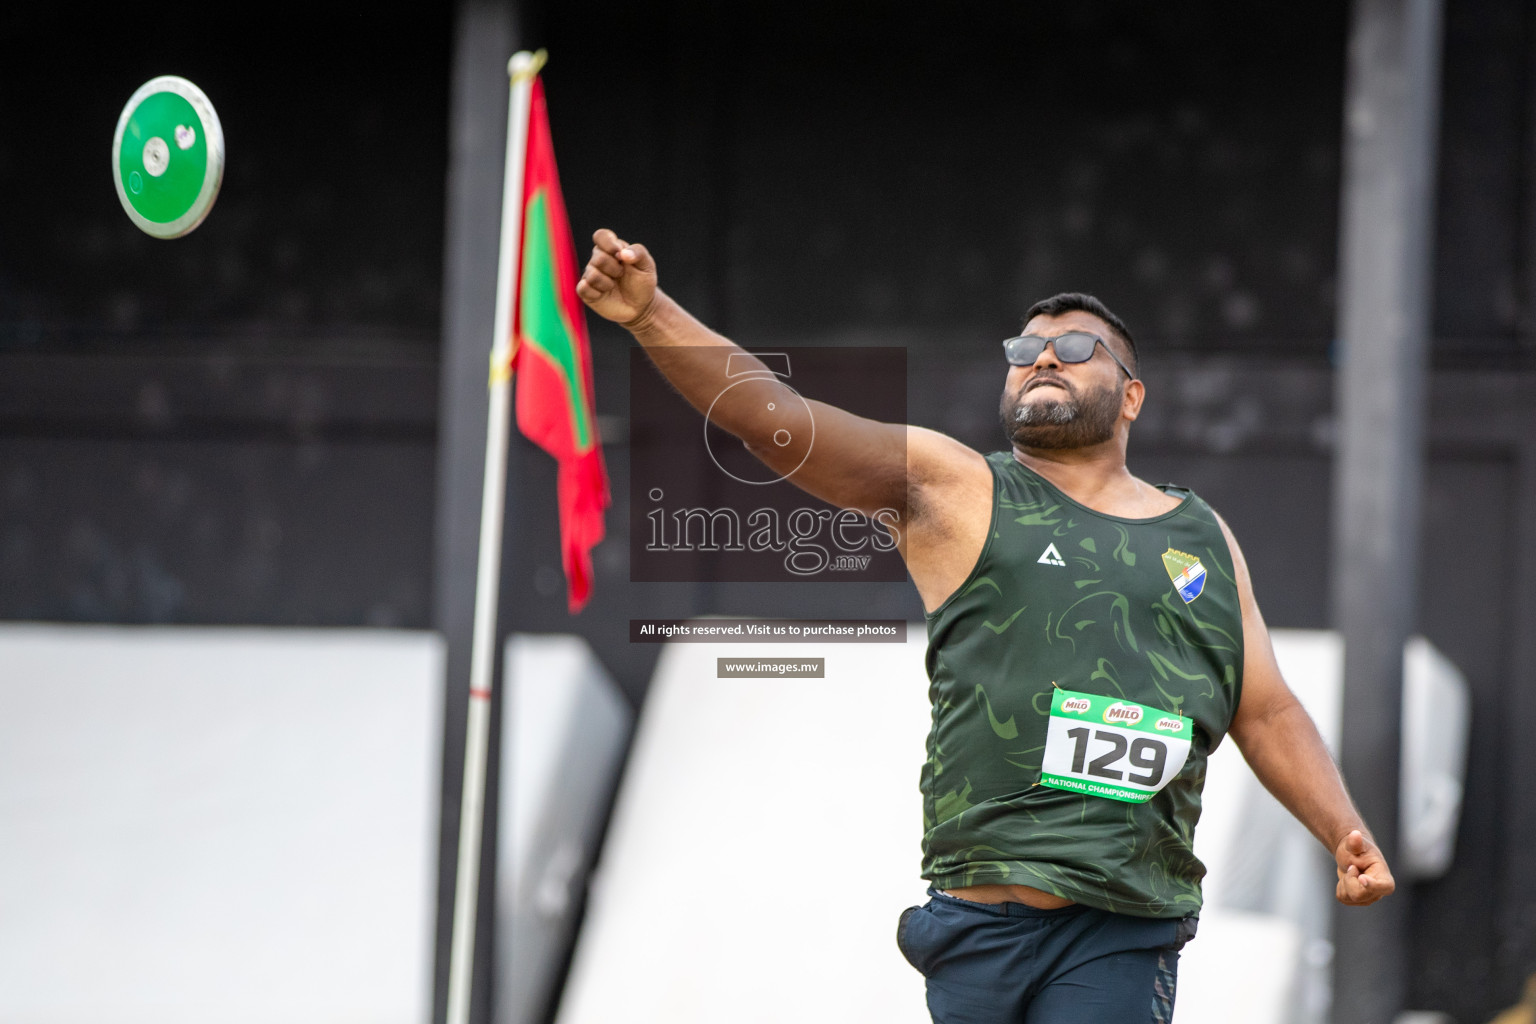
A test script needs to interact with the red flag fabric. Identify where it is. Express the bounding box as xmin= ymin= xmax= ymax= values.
xmin=510 ymin=77 xmax=610 ymax=612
